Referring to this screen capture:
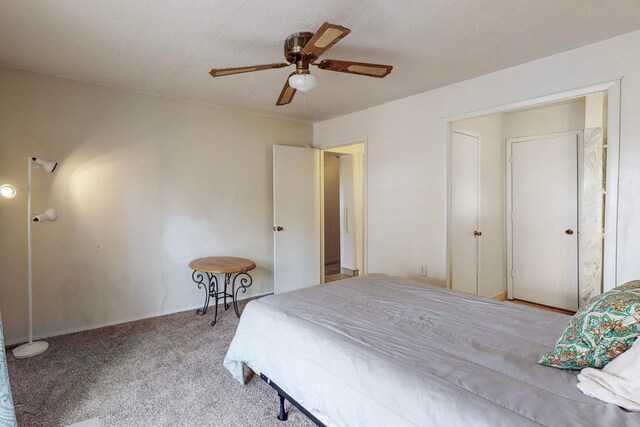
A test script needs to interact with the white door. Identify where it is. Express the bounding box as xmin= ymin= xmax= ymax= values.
xmin=273 ymin=145 xmax=321 ymax=294
xmin=339 ymin=154 xmax=356 ymax=272
xmin=508 ymin=133 xmax=579 ymax=311
xmin=450 ymin=130 xmax=480 ymax=295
